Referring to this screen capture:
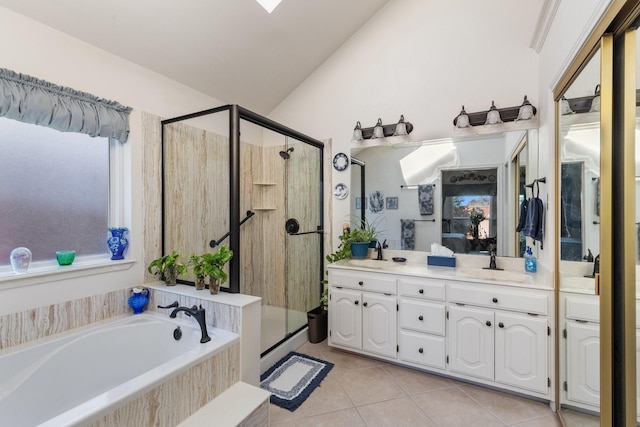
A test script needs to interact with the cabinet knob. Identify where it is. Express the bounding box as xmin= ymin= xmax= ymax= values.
xmin=363 ymin=302 xmax=368 ymax=307
xmin=486 ymin=320 xmax=492 ymax=327
xmin=358 ymin=281 xmax=364 ymax=286
xmin=418 ymin=348 xmax=424 ymax=354
xmin=419 ymin=289 xmax=424 ymax=294
xmin=492 ymin=297 xmax=498 ymax=303
xmin=418 ymin=315 xmax=424 ymax=321
xmin=355 ymin=300 xmax=359 ymax=305
xmin=499 ymin=322 xmax=504 ymax=328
